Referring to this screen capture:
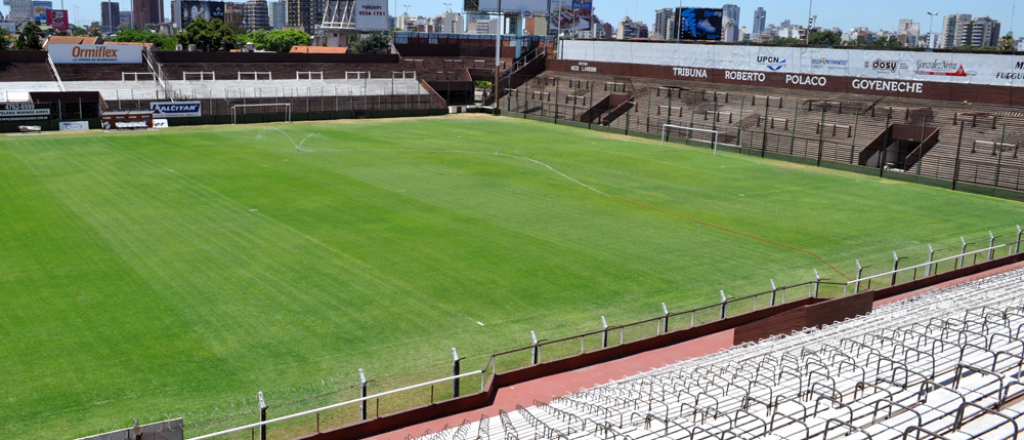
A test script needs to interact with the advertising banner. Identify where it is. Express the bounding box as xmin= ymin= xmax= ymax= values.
xmin=675 ymin=8 xmax=723 ymax=41
xmin=209 ymin=1 xmax=224 ymax=21
xmin=560 ymin=40 xmax=1024 ymax=88
xmin=59 ymin=121 xmax=89 ymax=131
xmin=476 ymin=0 xmax=547 ymax=14
xmin=181 ymin=1 xmax=224 ymax=27
xmin=353 ymin=0 xmax=387 ymax=31
xmin=549 ymin=0 xmax=592 ymax=32
xmin=150 ymin=101 xmax=202 ymax=118
xmin=32 ymin=0 xmax=50 ymax=22
xmin=48 ymin=44 xmax=143 ymax=64
xmin=47 ymin=9 xmax=68 ymax=30
xmin=152 ymin=119 xmax=169 ymax=128
xmin=0 ymin=103 xmax=50 ymax=122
